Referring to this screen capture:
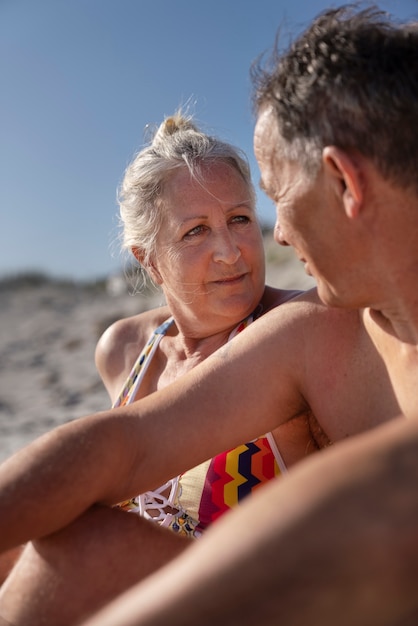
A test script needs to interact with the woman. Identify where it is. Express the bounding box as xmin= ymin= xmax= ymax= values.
xmin=95 ymin=112 xmax=313 ymax=537
xmin=0 ymin=113 xmax=317 ymax=625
